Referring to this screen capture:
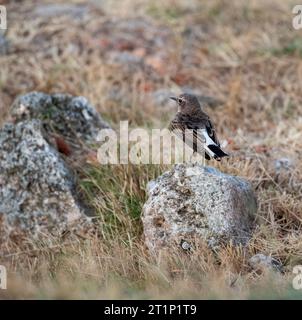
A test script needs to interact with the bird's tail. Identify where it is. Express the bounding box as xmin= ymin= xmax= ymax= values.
xmin=201 ymin=129 xmax=229 ymax=161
